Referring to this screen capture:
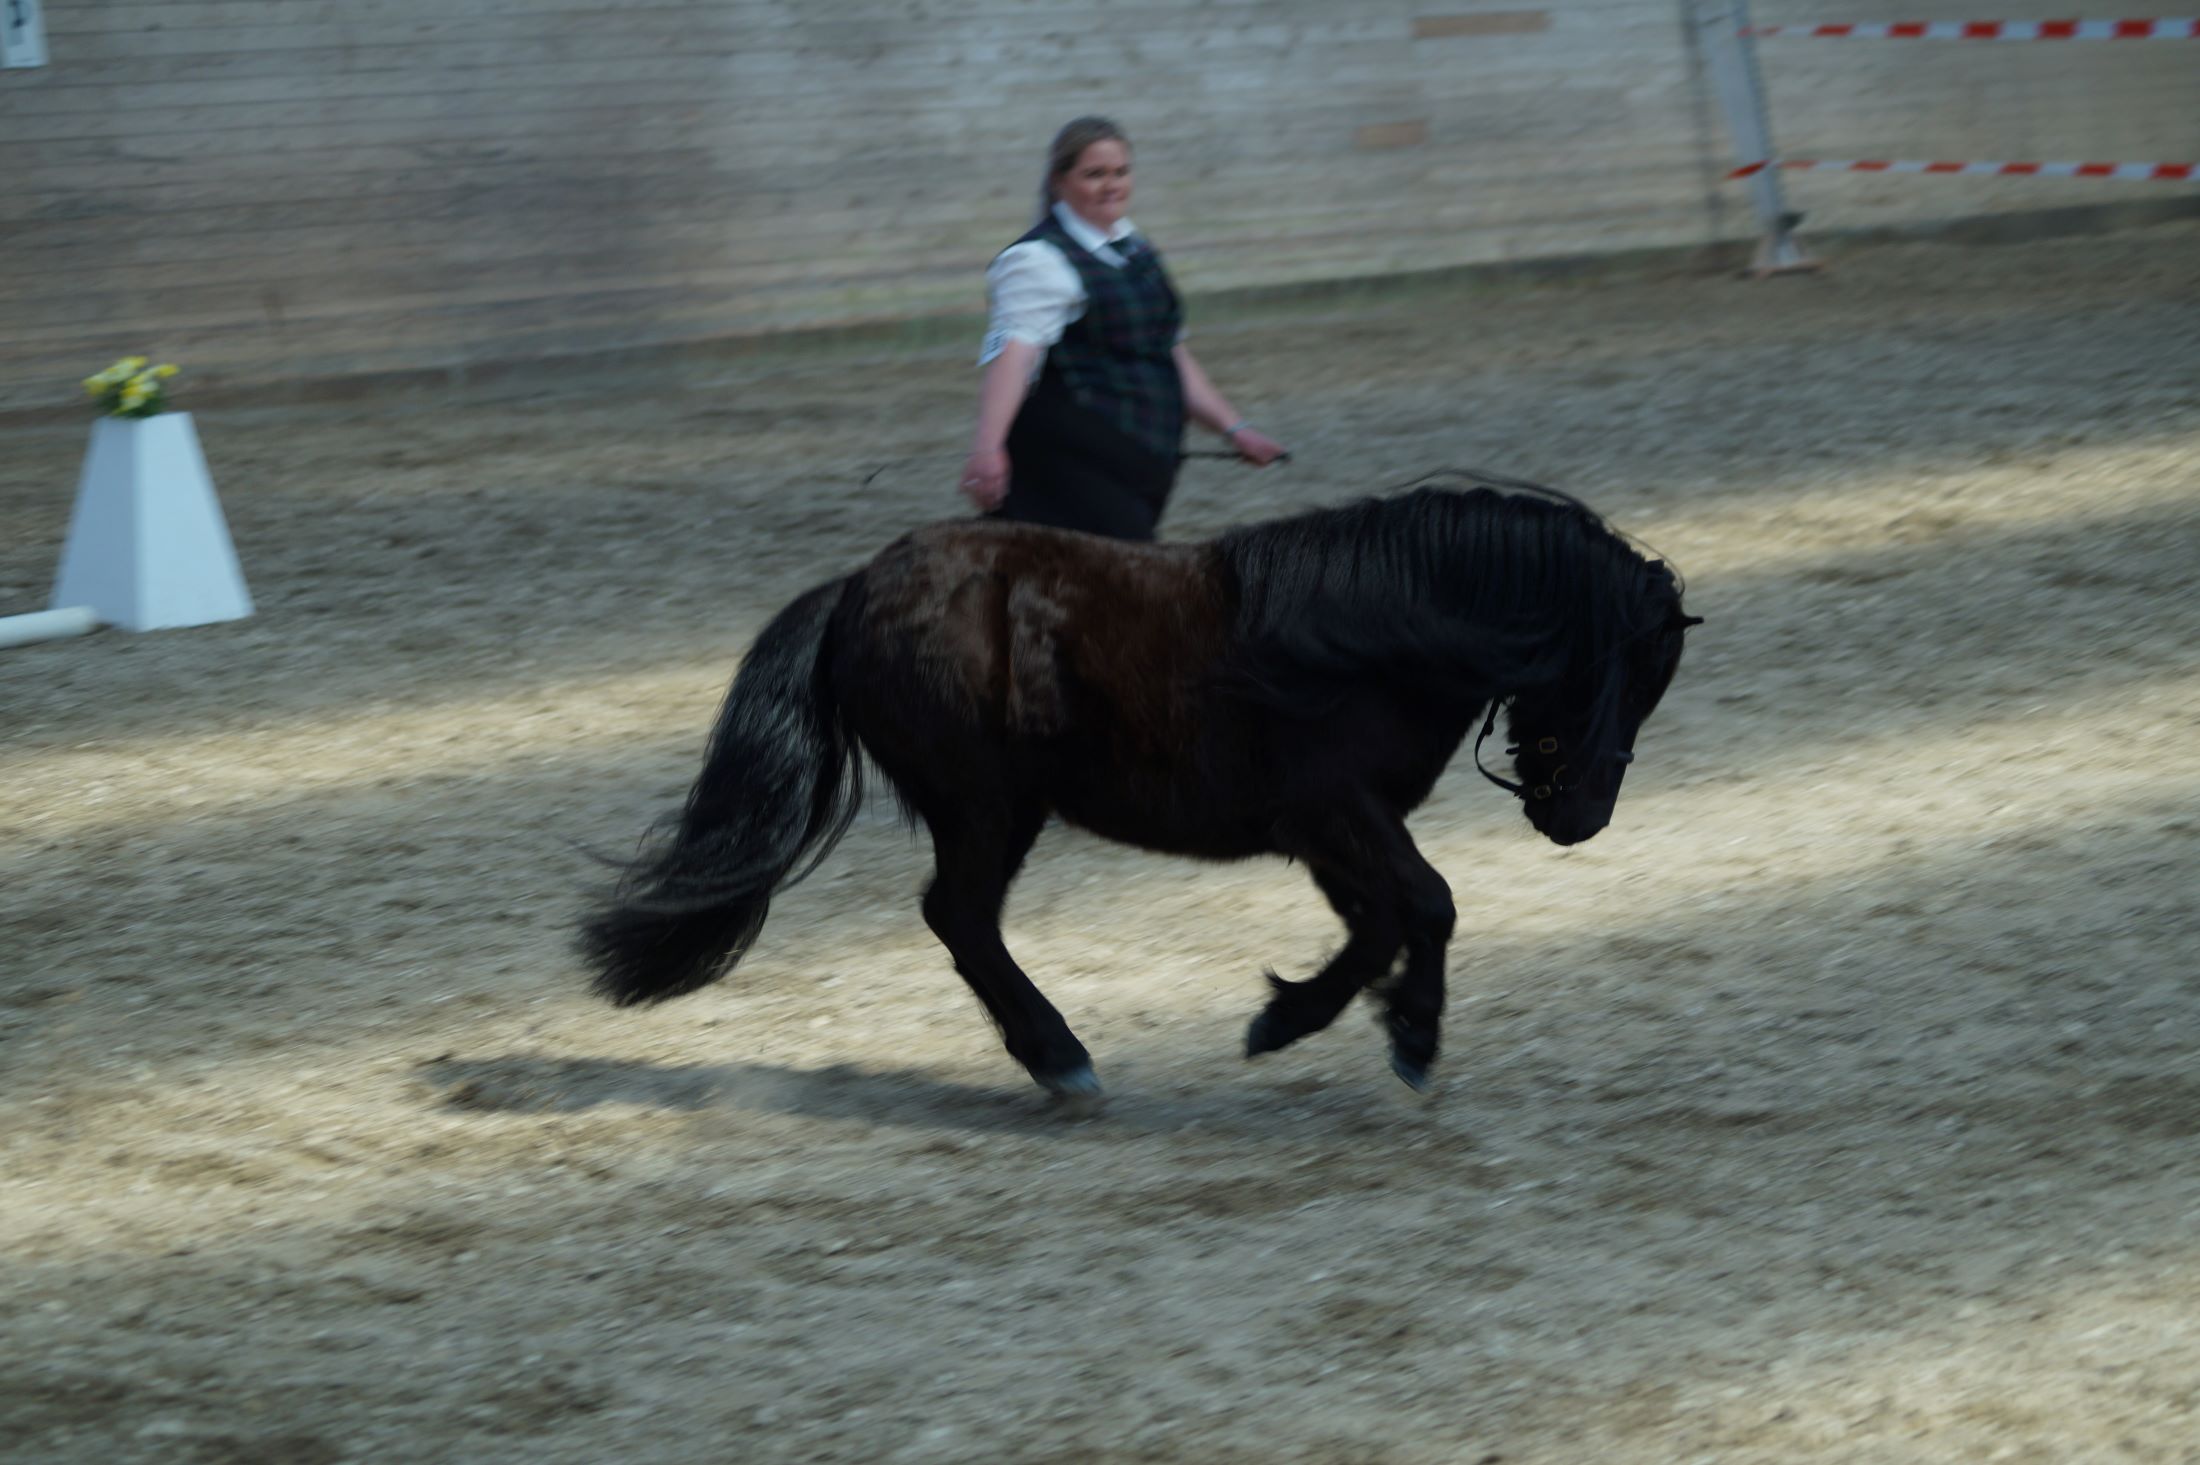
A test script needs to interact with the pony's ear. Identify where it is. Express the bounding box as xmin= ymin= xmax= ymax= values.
xmin=1674 ymin=613 xmax=1705 ymax=629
